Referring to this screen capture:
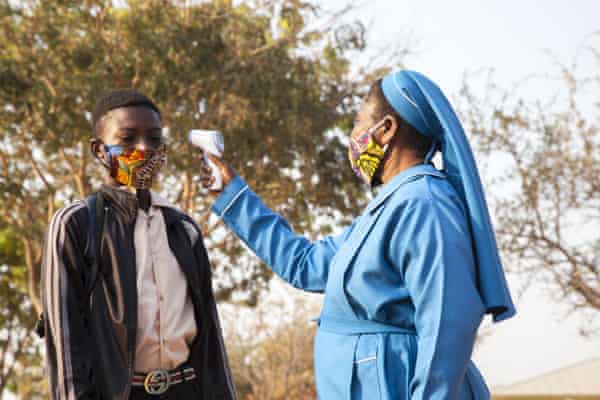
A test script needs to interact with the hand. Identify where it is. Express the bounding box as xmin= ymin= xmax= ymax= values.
xmin=200 ymin=153 xmax=237 ymax=195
